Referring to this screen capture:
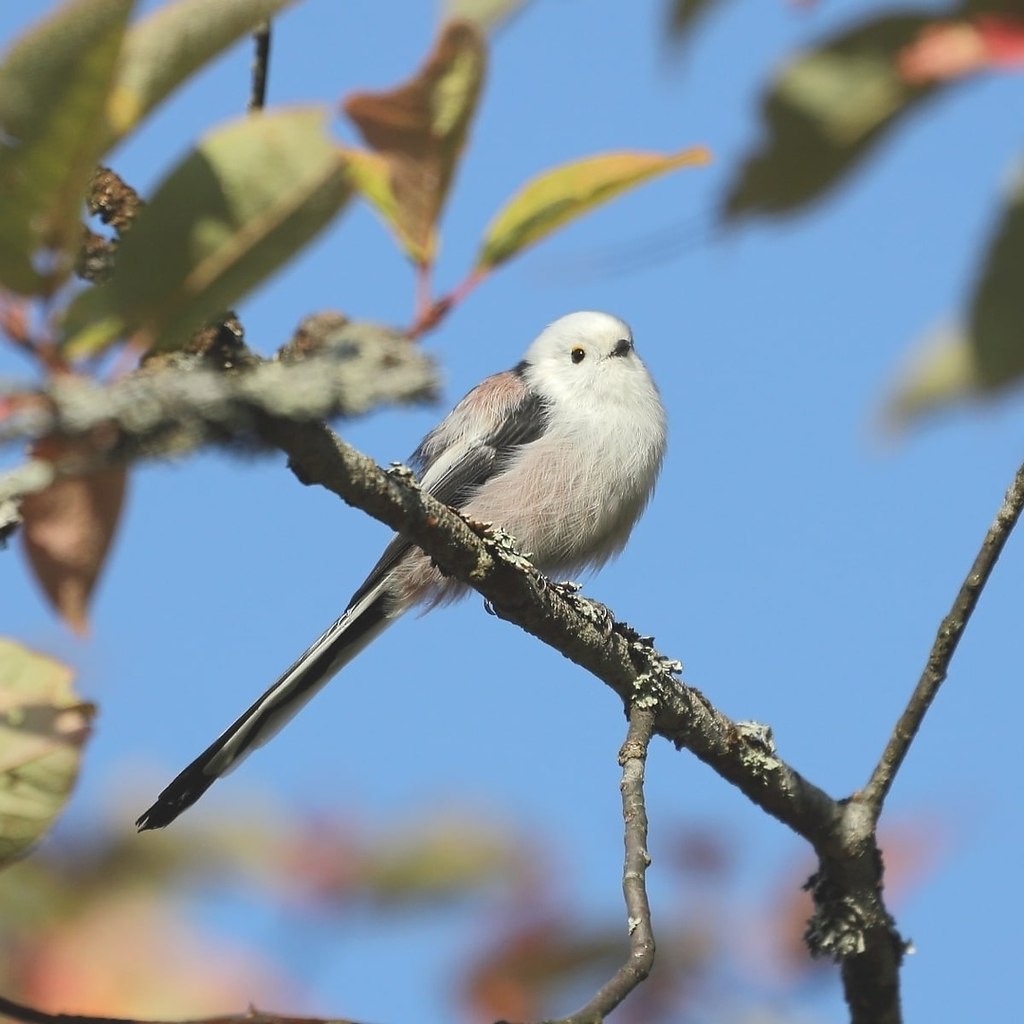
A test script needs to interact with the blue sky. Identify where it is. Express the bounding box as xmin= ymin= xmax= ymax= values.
xmin=3 ymin=1 xmax=1023 ymax=1021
